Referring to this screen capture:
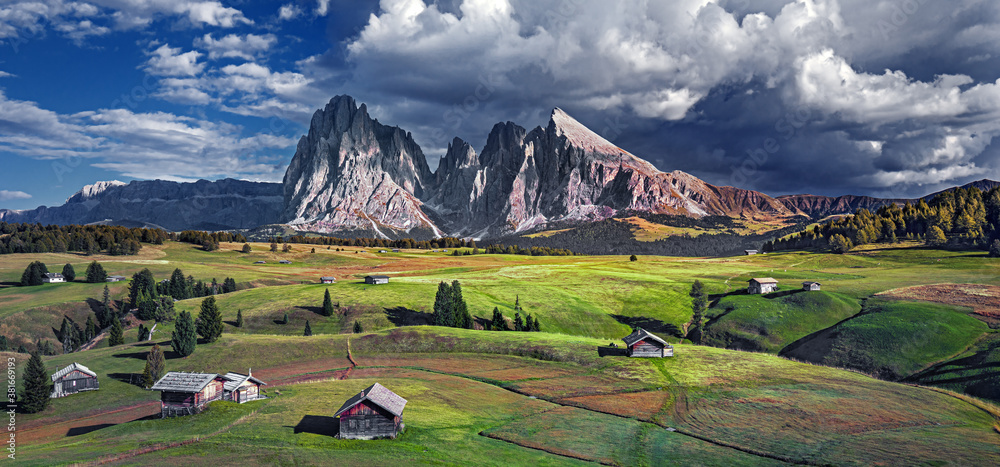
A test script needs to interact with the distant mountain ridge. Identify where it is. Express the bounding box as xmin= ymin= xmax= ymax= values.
xmin=3 ymin=95 xmax=998 ymax=238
